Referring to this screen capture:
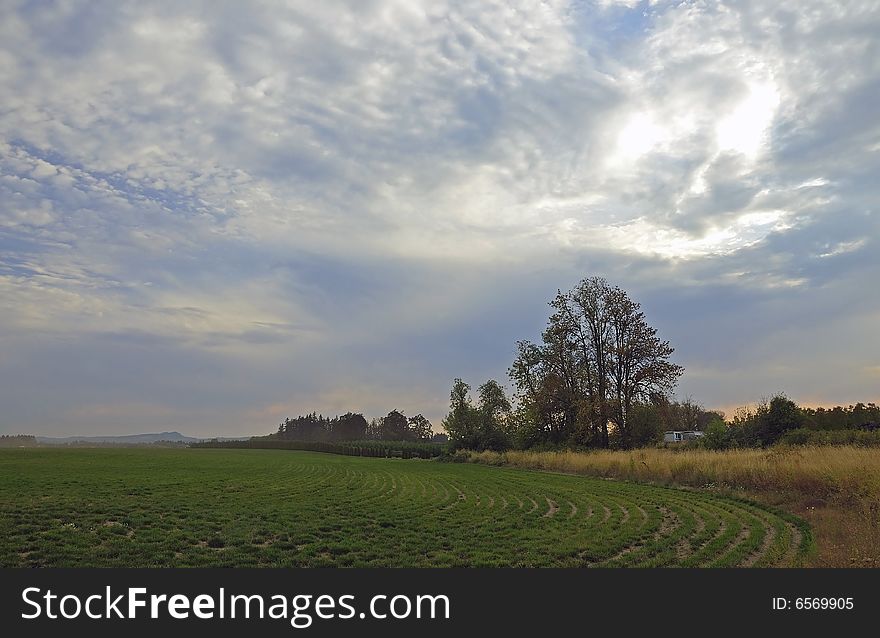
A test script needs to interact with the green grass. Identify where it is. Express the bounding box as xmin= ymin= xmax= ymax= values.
xmin=0 ymin=448 xmax=811 ymax=567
